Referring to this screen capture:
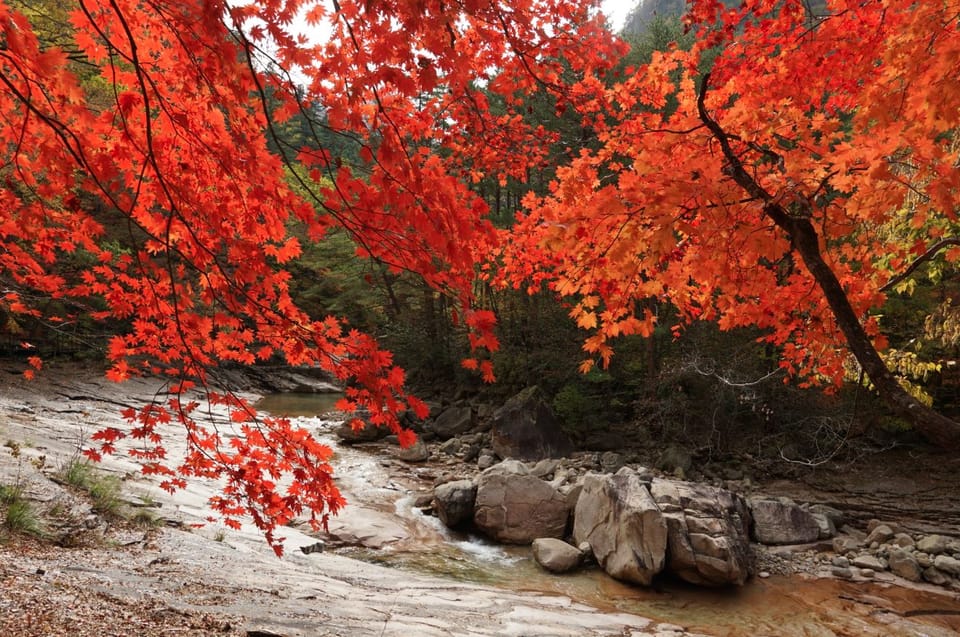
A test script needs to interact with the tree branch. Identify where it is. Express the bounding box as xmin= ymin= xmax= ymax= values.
xmin=880 ymin=237 xmax=960 ymax=293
